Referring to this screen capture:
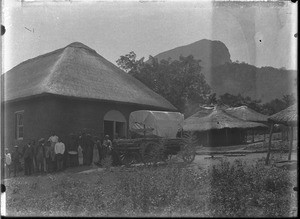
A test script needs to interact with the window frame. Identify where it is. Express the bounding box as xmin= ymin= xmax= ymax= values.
xmin=15 ymin=110 xmax=24 ymax=140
